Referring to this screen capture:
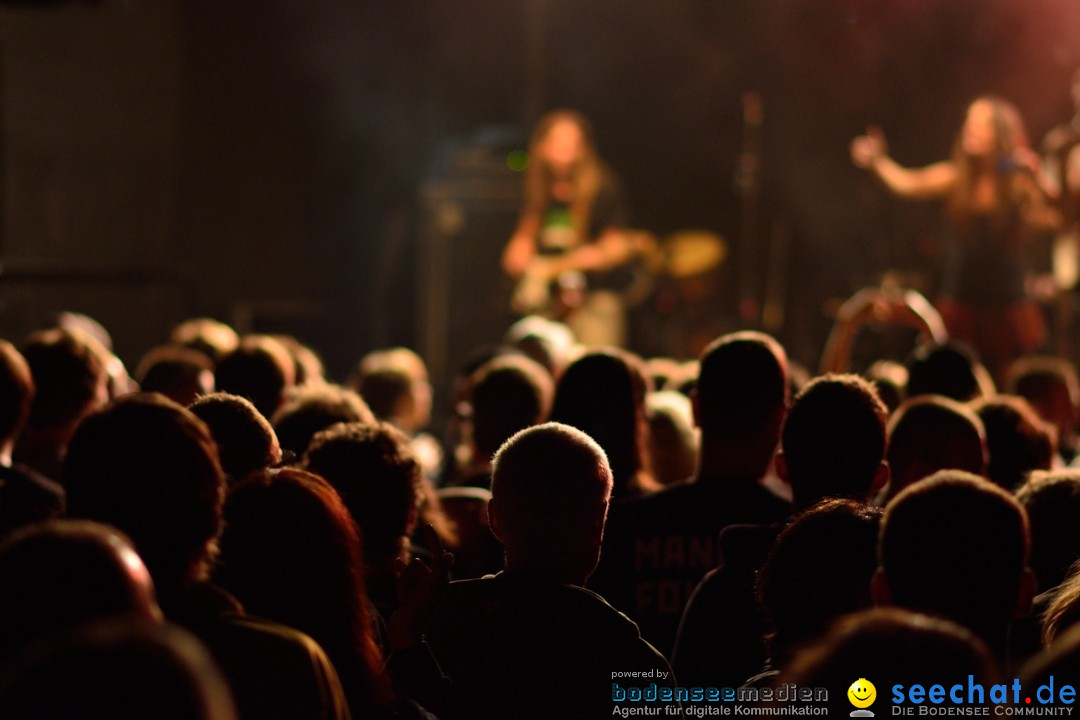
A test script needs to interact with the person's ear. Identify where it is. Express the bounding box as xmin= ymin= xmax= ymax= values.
xmin=1013 ymin=567 xmax=1037 ymax=620
xmin=870 ymin=567 xmax=892 ymax=607
xmin=869 ymin=460 xmax=890 ymax=500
